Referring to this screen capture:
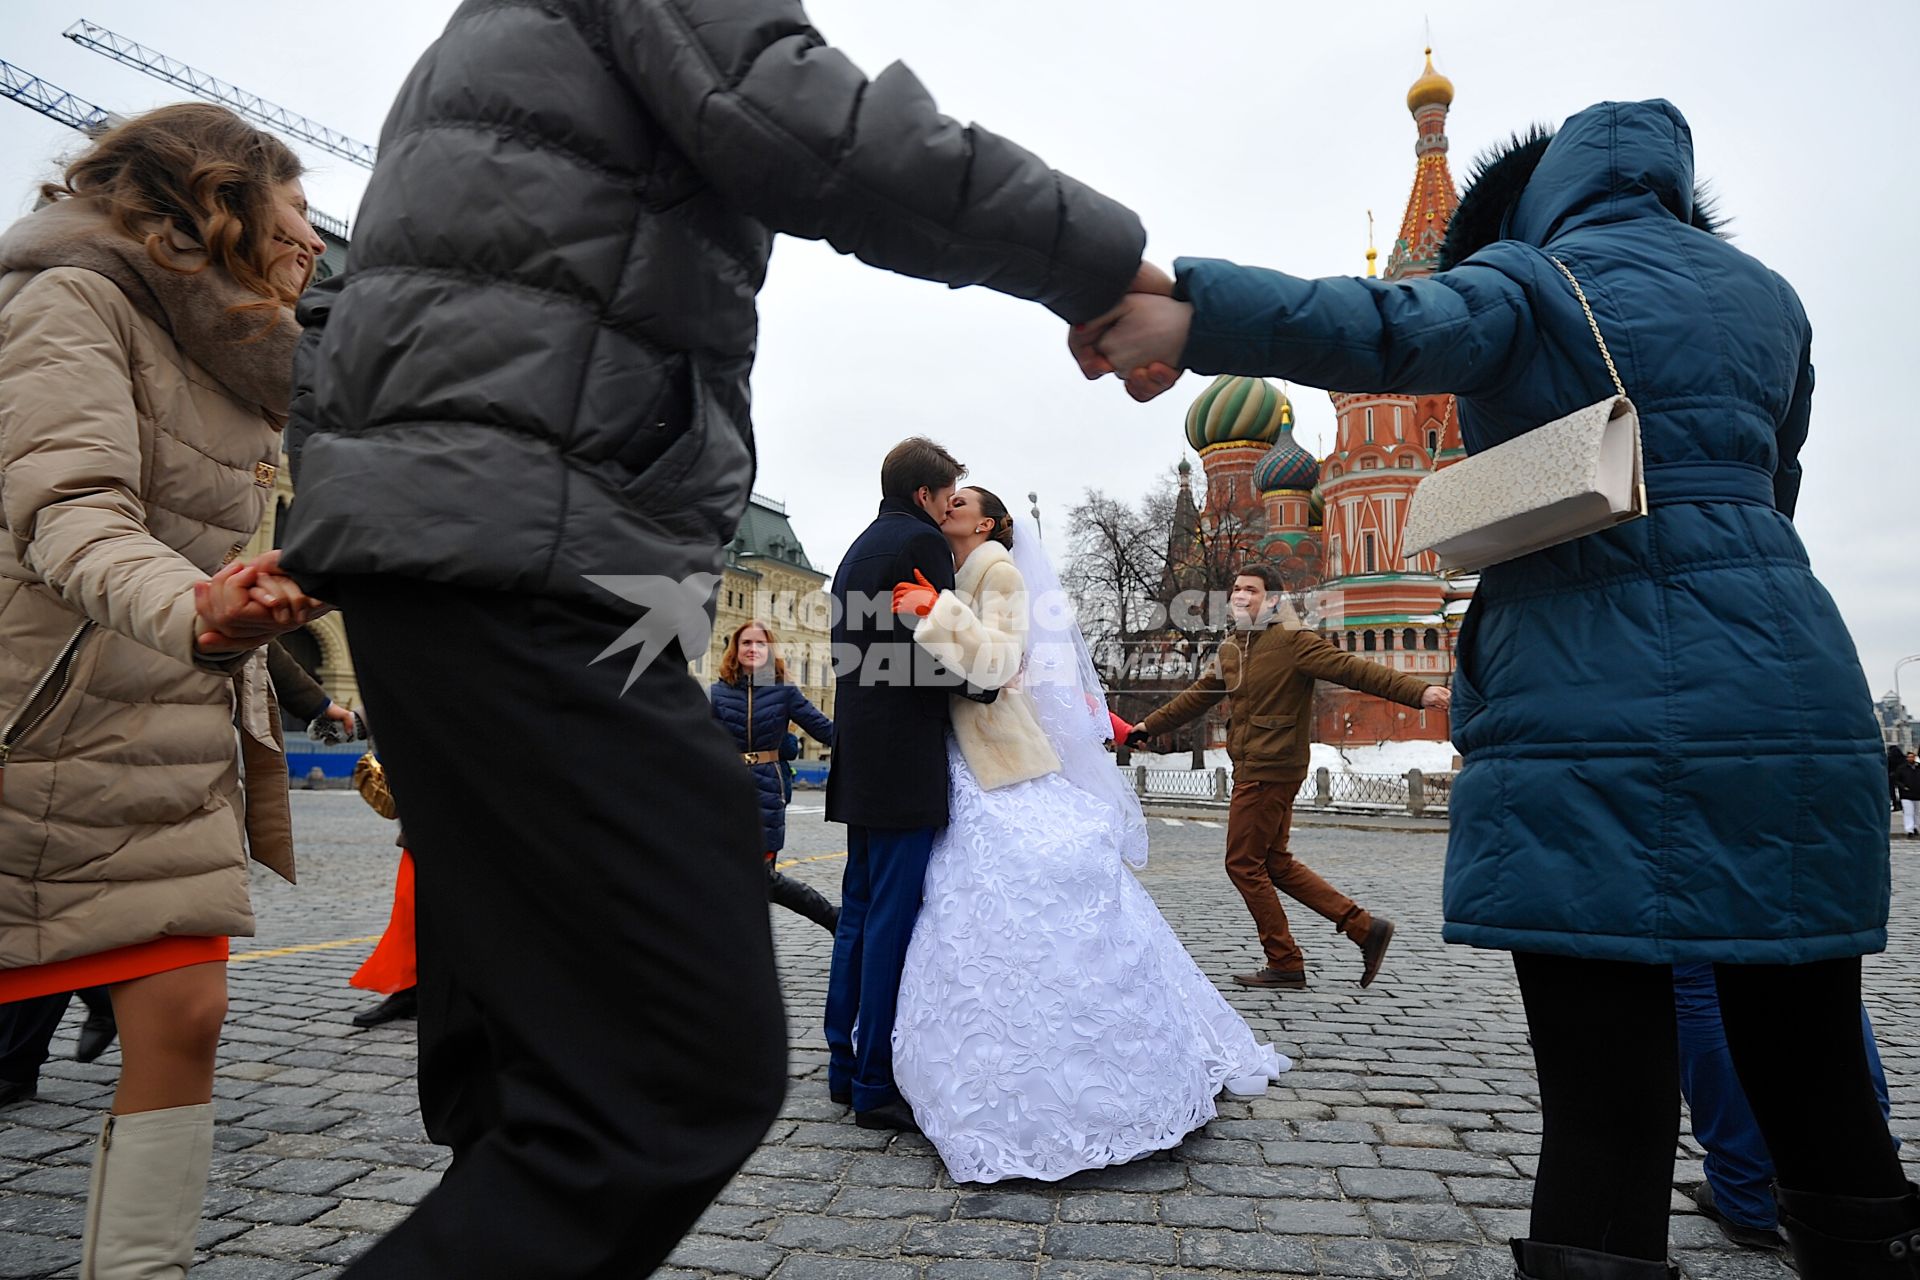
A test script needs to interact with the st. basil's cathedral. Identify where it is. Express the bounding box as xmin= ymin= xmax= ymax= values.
xmin=1161 ymin=50 xmax=1469 ymax=748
